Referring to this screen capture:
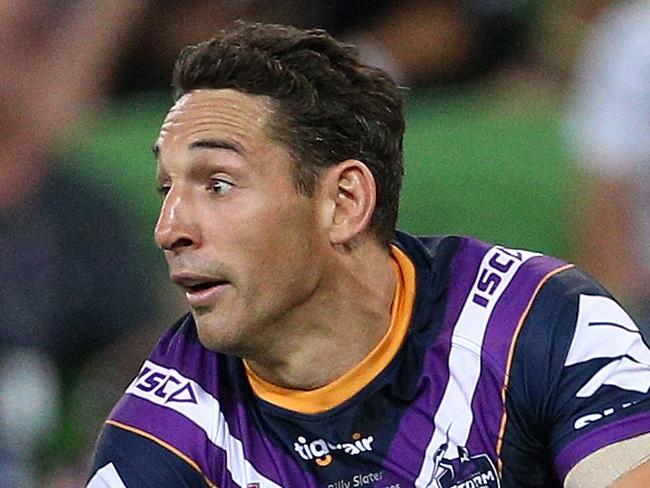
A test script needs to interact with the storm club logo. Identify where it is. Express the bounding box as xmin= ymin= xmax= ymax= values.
xmin=432 ymin=445 xmax=500 ymax=488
